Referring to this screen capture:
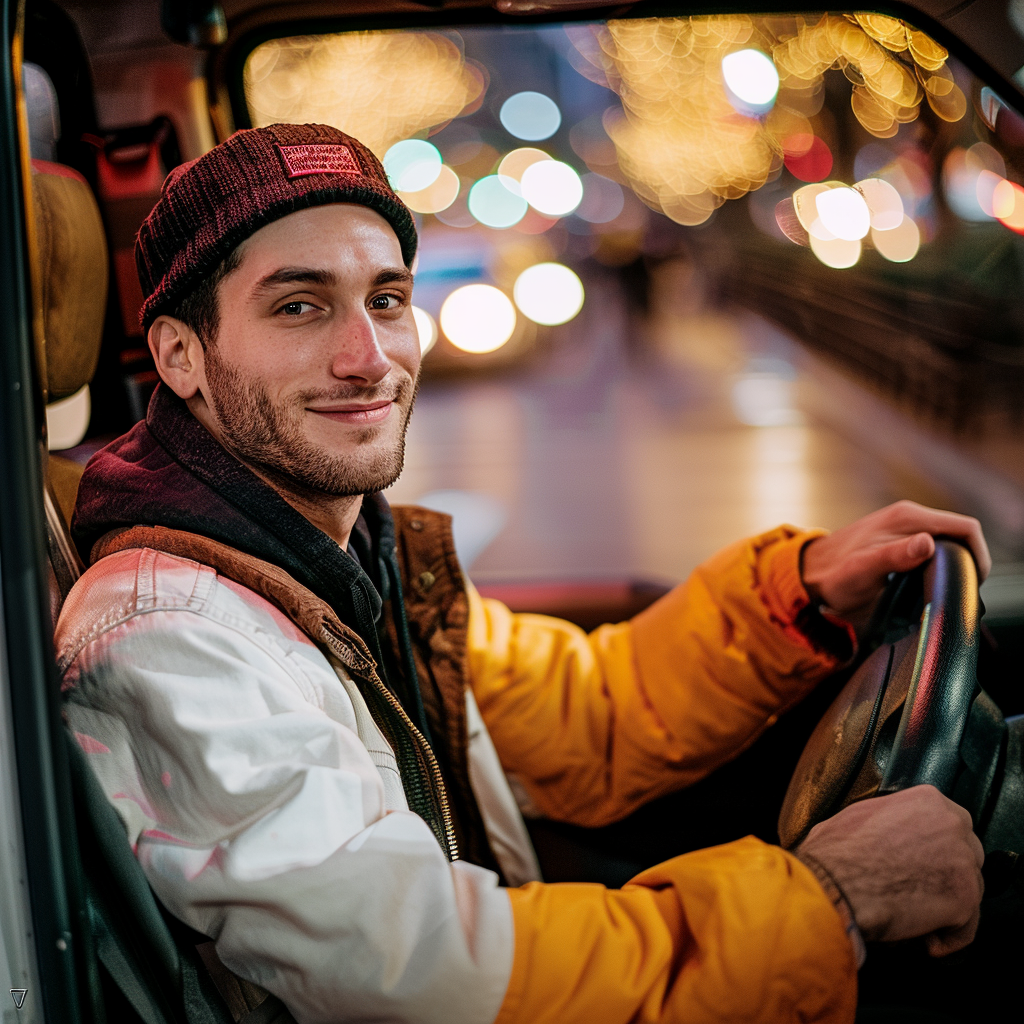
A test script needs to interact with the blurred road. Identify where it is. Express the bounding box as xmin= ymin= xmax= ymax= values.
xmin=388 ymin=264 xmax=1012 ymax=585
